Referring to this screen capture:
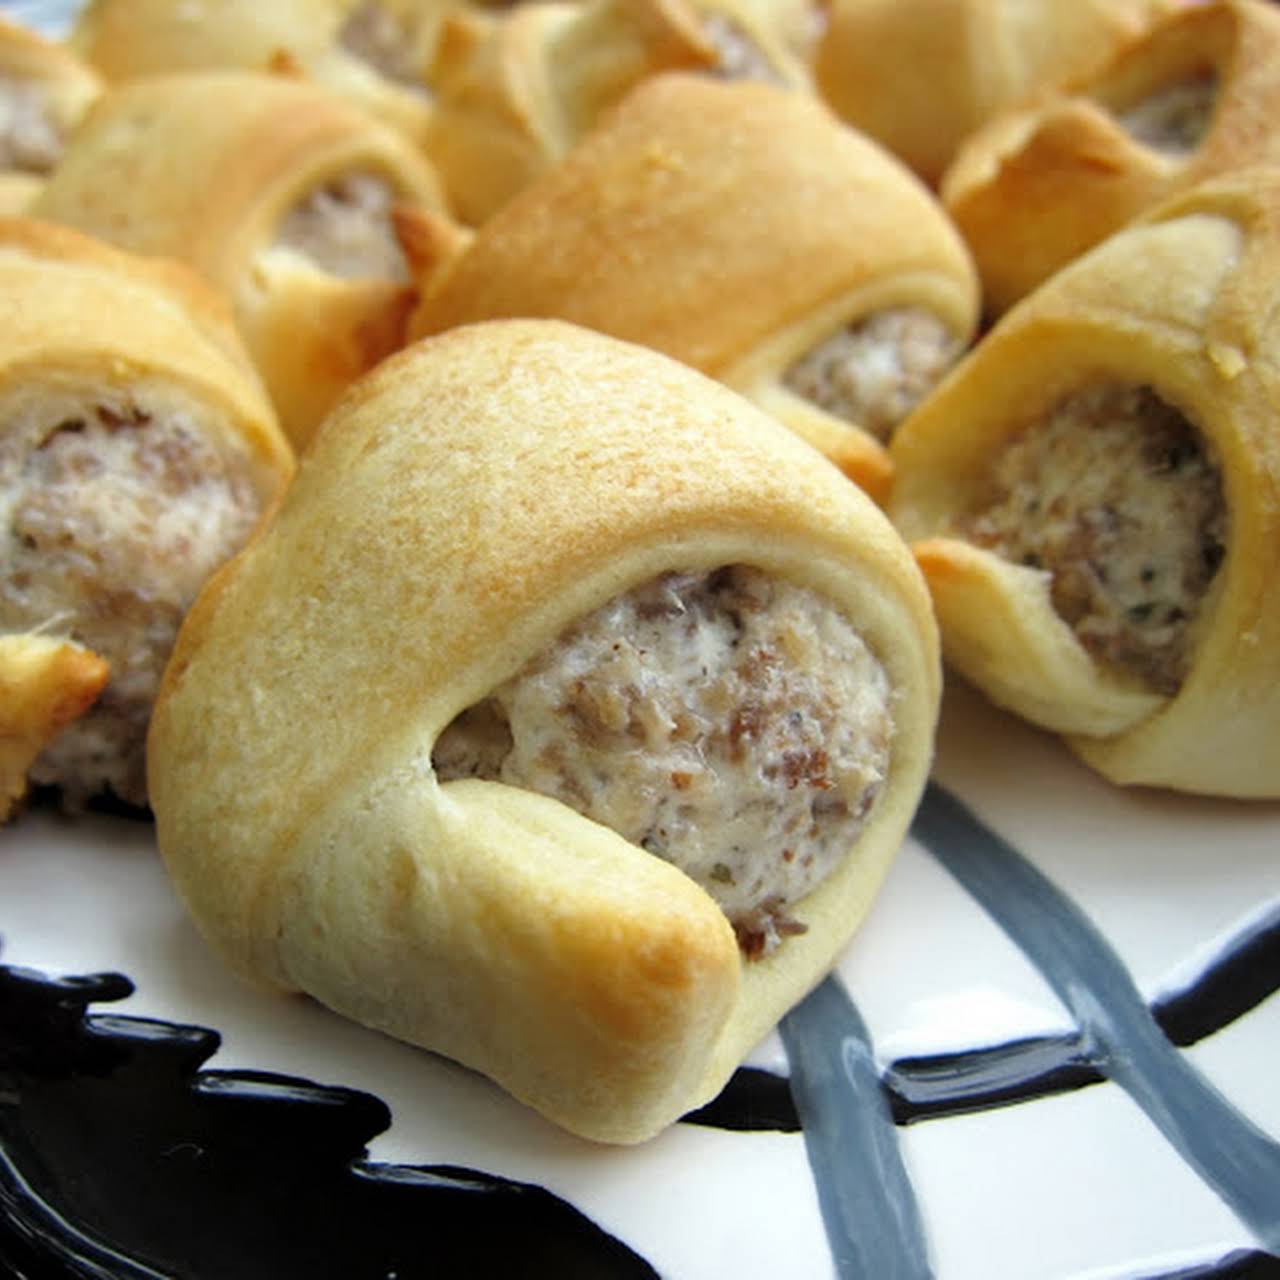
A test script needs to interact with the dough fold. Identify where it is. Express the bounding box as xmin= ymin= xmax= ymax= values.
xmin=406 ymin=73 xmax=978 ymax=500
xmin=0 ymin=633 xmax=108 ymax=822
xmin=149 ymin=319 xmax=940 ymax=1142
xmin=816 ymin=0 xmax=1173 ymax=186
xmin=33 ymin=70 xmax=449 ymax=449
xmin=0 ymin=217 xmax=292 ymax=813
xmin=891 ymin=169 xmax=1280 ymax=797
xmin=0 ymin=15 xmax=101 ymax=214
xmin=942 ymin=0 xmax=1280 ymax=314
xmin=425 ymin=0 xmax=714 ymax=224
xmin=72 ymin=0 xmax=432 ymax=147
